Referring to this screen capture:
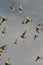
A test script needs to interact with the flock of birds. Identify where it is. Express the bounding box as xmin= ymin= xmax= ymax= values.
xmin=0 ymin=0 xmax=43 ymax=65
